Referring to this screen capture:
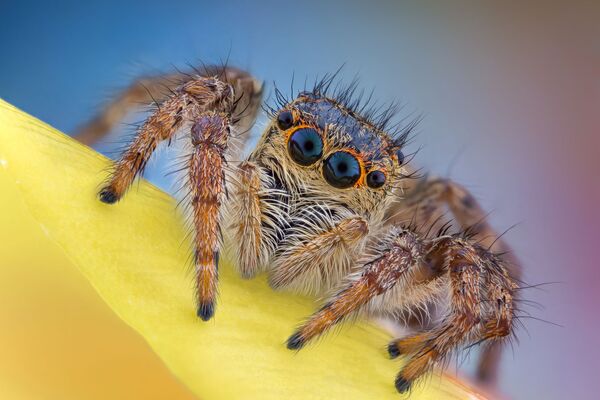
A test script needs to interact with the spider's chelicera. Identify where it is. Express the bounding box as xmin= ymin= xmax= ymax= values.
xmin=80 ymin=66 xmax=521 ymax=394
